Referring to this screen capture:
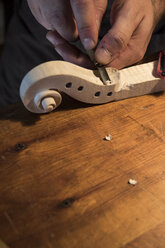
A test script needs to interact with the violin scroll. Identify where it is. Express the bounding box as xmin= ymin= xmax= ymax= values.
xmin=20 ymin=61 xmax=119 ymax=113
